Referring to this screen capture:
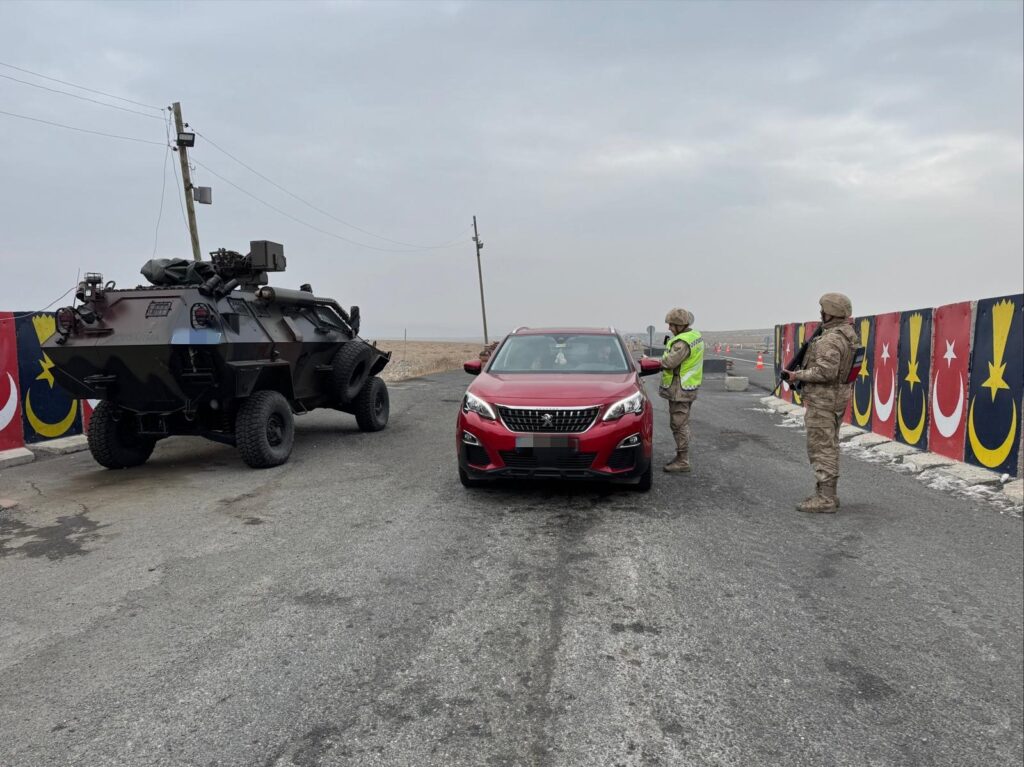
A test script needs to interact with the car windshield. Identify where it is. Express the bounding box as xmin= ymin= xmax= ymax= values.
xmin=488 ymin=334 xmax=631 ymax=373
